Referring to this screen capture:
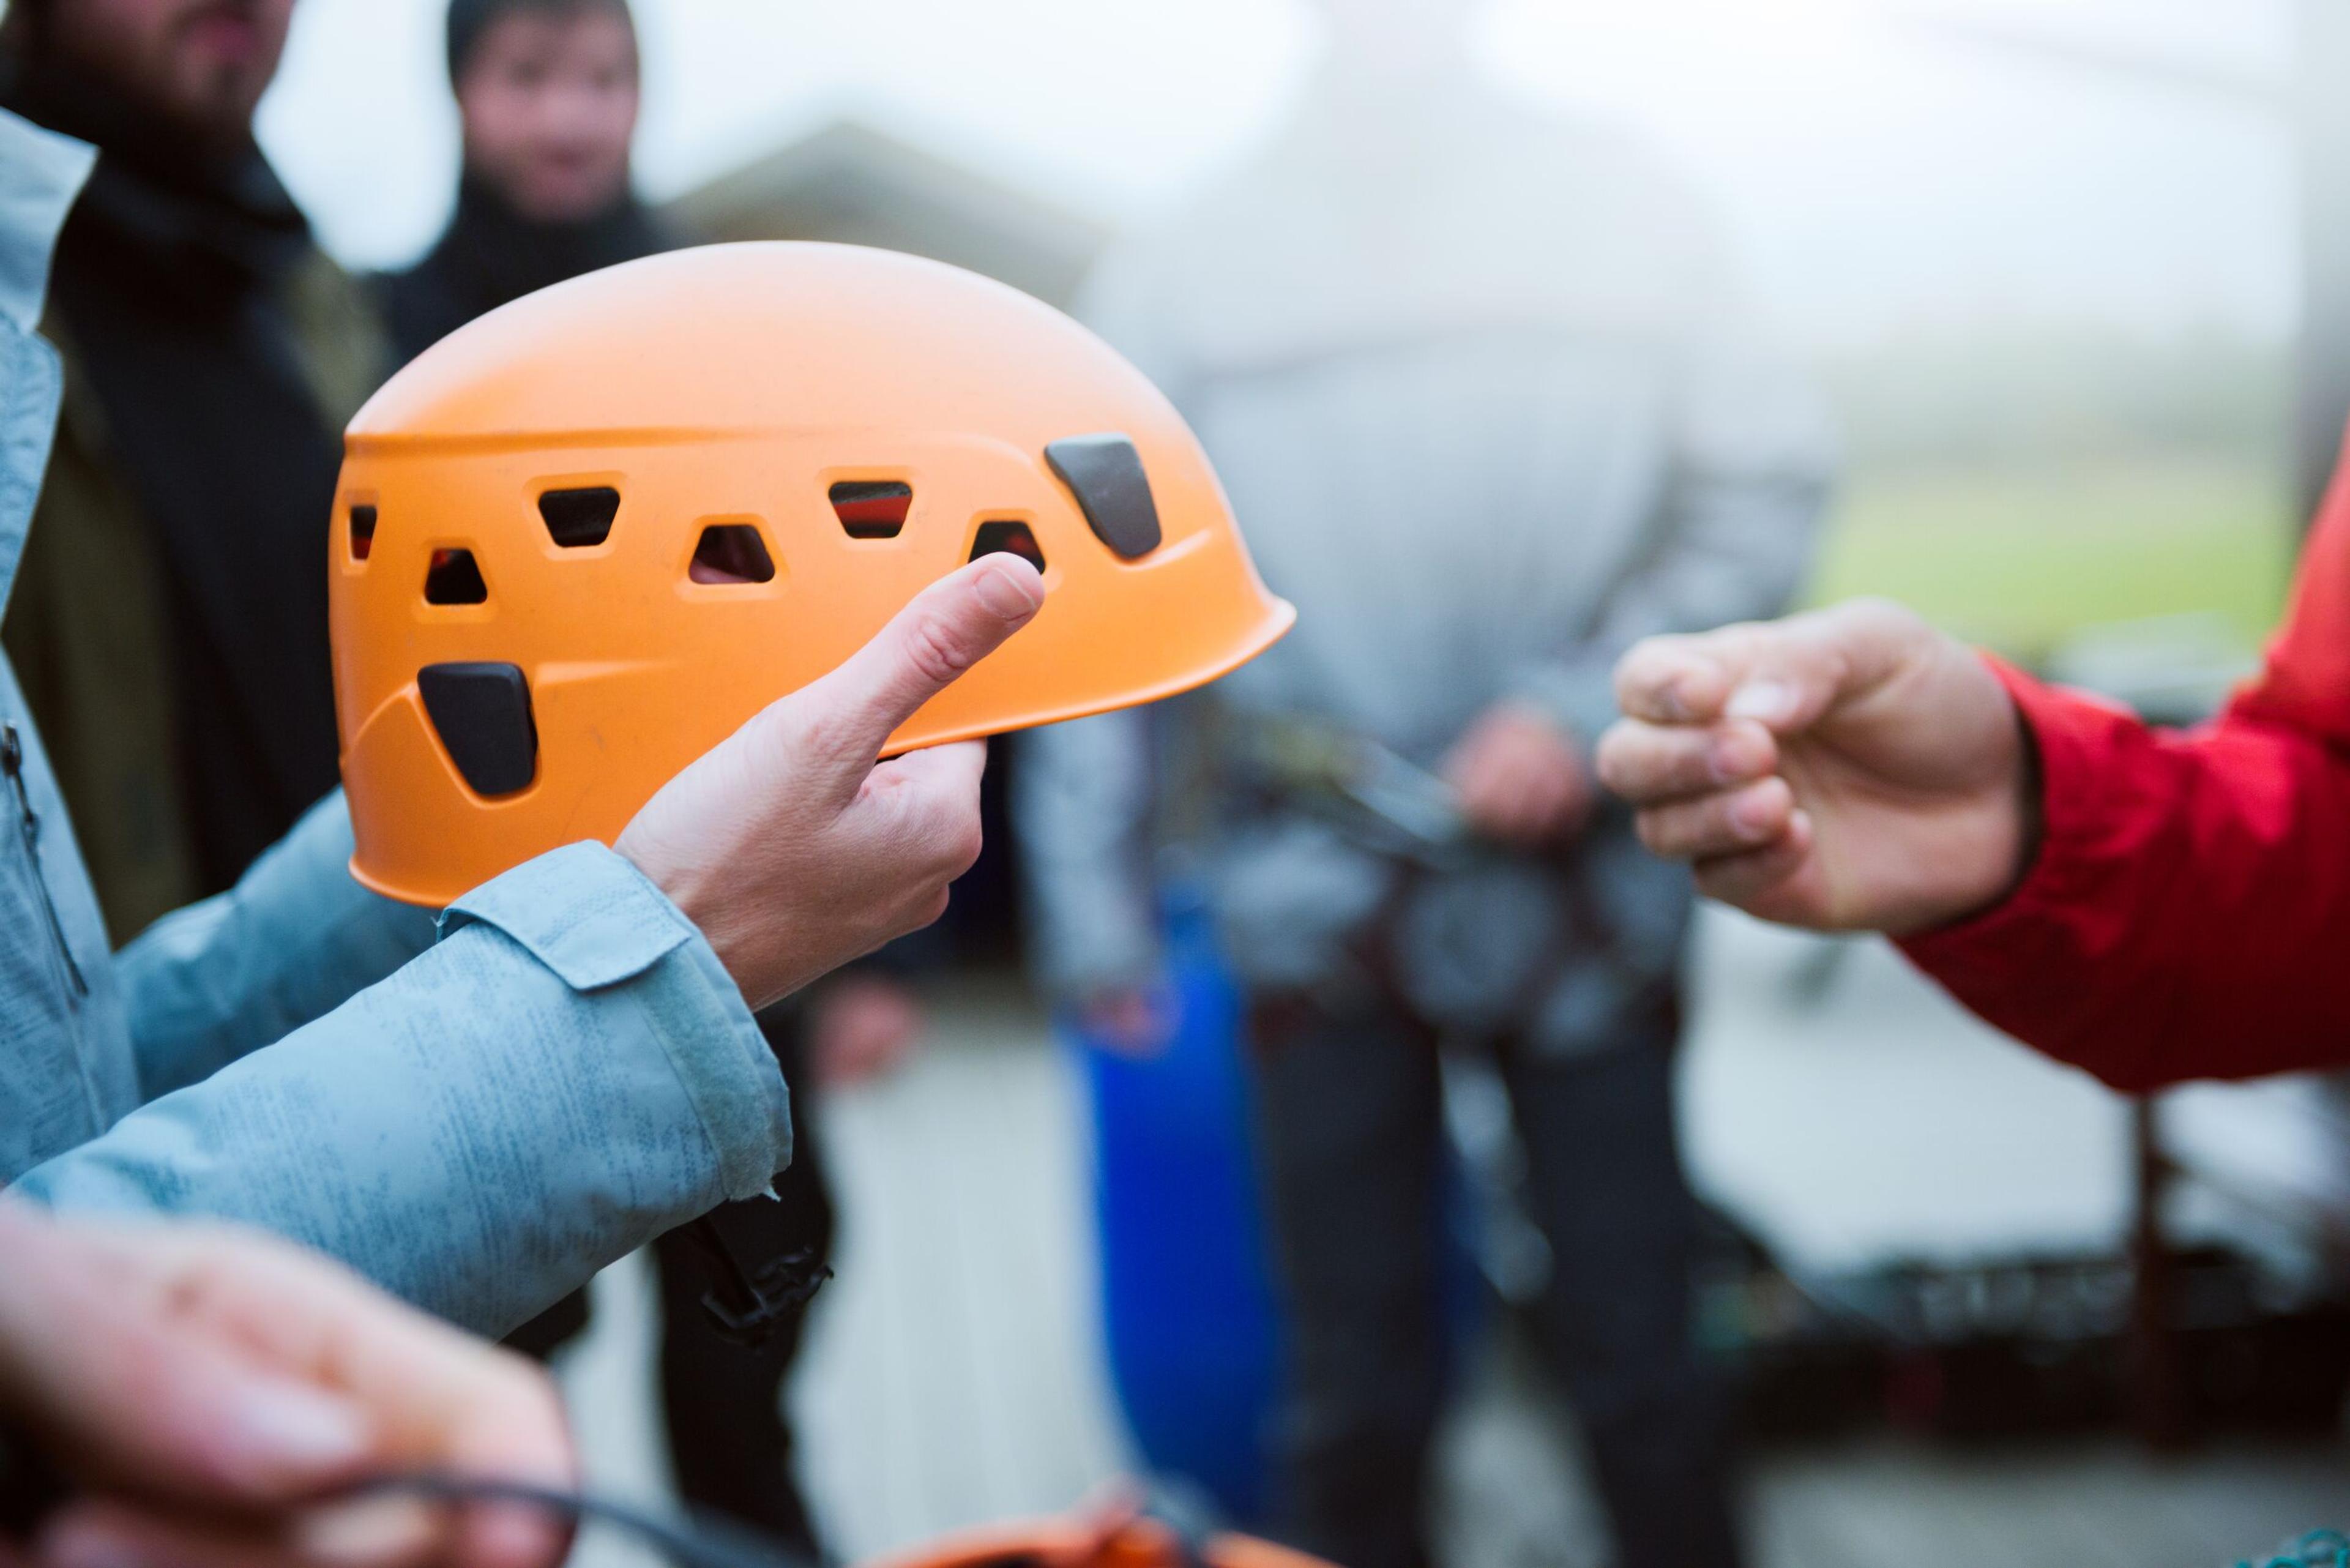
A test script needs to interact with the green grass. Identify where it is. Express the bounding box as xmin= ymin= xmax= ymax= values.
xmin=1805 ymin=456 xmax=2296 ymax=662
